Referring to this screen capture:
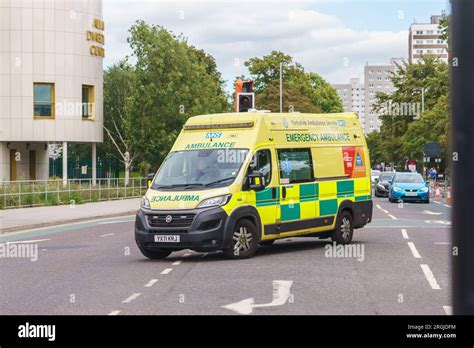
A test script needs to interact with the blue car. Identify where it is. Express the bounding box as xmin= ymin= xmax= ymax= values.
xmin=388 ymin=172 xmax=430 ymax=203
